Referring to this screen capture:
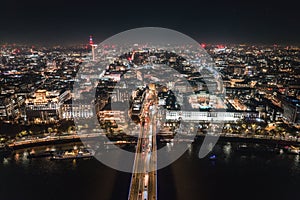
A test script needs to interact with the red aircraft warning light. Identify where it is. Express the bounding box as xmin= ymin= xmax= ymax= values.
xmin=89 ymin=35 xmax=94 ymax=46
